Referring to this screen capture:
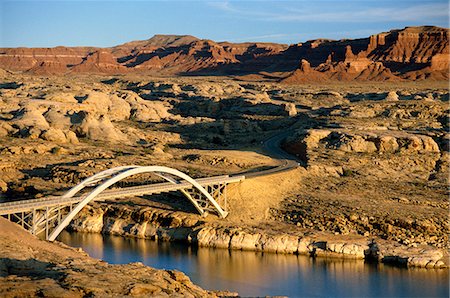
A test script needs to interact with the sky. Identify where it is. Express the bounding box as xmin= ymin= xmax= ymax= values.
xmin=0 ymin=0 xmax=449 ymax=47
